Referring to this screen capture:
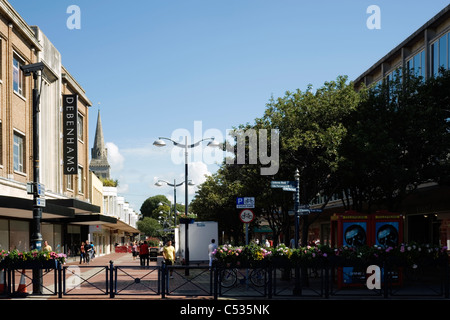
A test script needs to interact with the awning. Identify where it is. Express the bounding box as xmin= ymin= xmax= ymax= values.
xmin=0 ymin=195 xmax=74 ymax=219
xmin=104 ymin=219 xmax=140 ymax=234
xmin=0 ymin=195 xmax=139 ymax=234
xmin=67 ymin=214 xmax=139 ymax=234
xmin=47 ymin=199 xmax=101 ymax=214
